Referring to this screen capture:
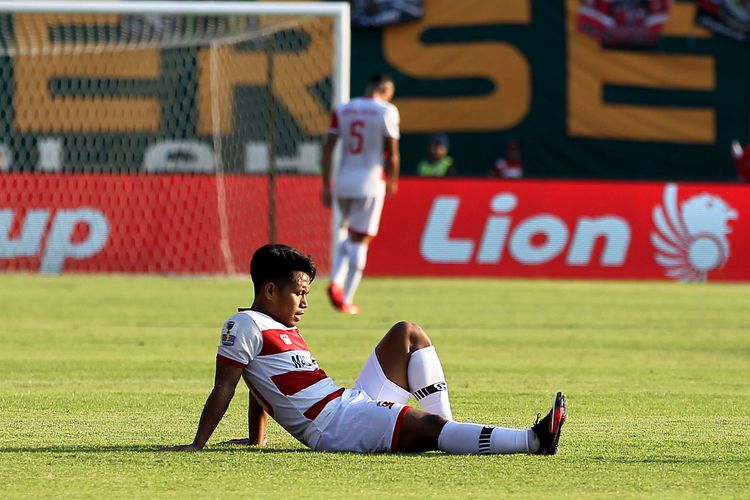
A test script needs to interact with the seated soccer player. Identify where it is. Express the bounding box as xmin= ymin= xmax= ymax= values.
xmin=160 ymin=244 xmax=567 ymax=454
